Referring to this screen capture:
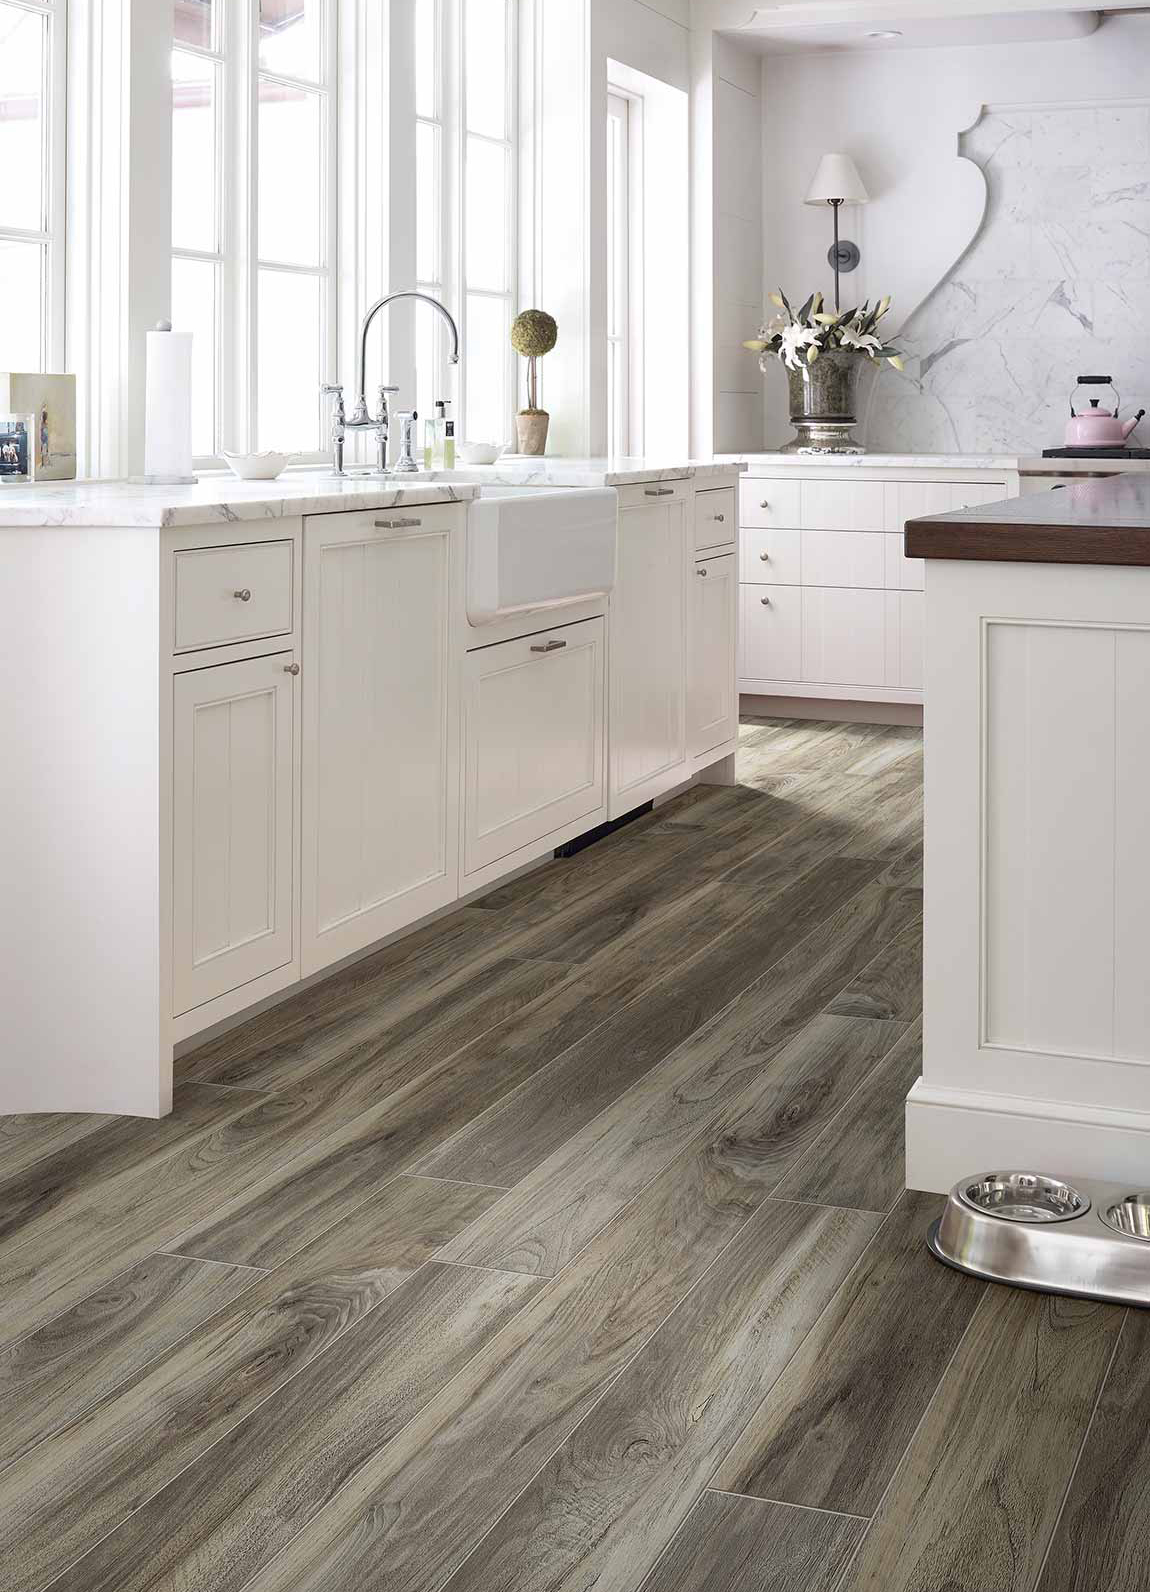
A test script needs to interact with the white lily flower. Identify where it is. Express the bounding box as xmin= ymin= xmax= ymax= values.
xmin=778 ymin=322 xmax=820 ymax=370
xmin=838 ymin=324 xmax=882 ymax=355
